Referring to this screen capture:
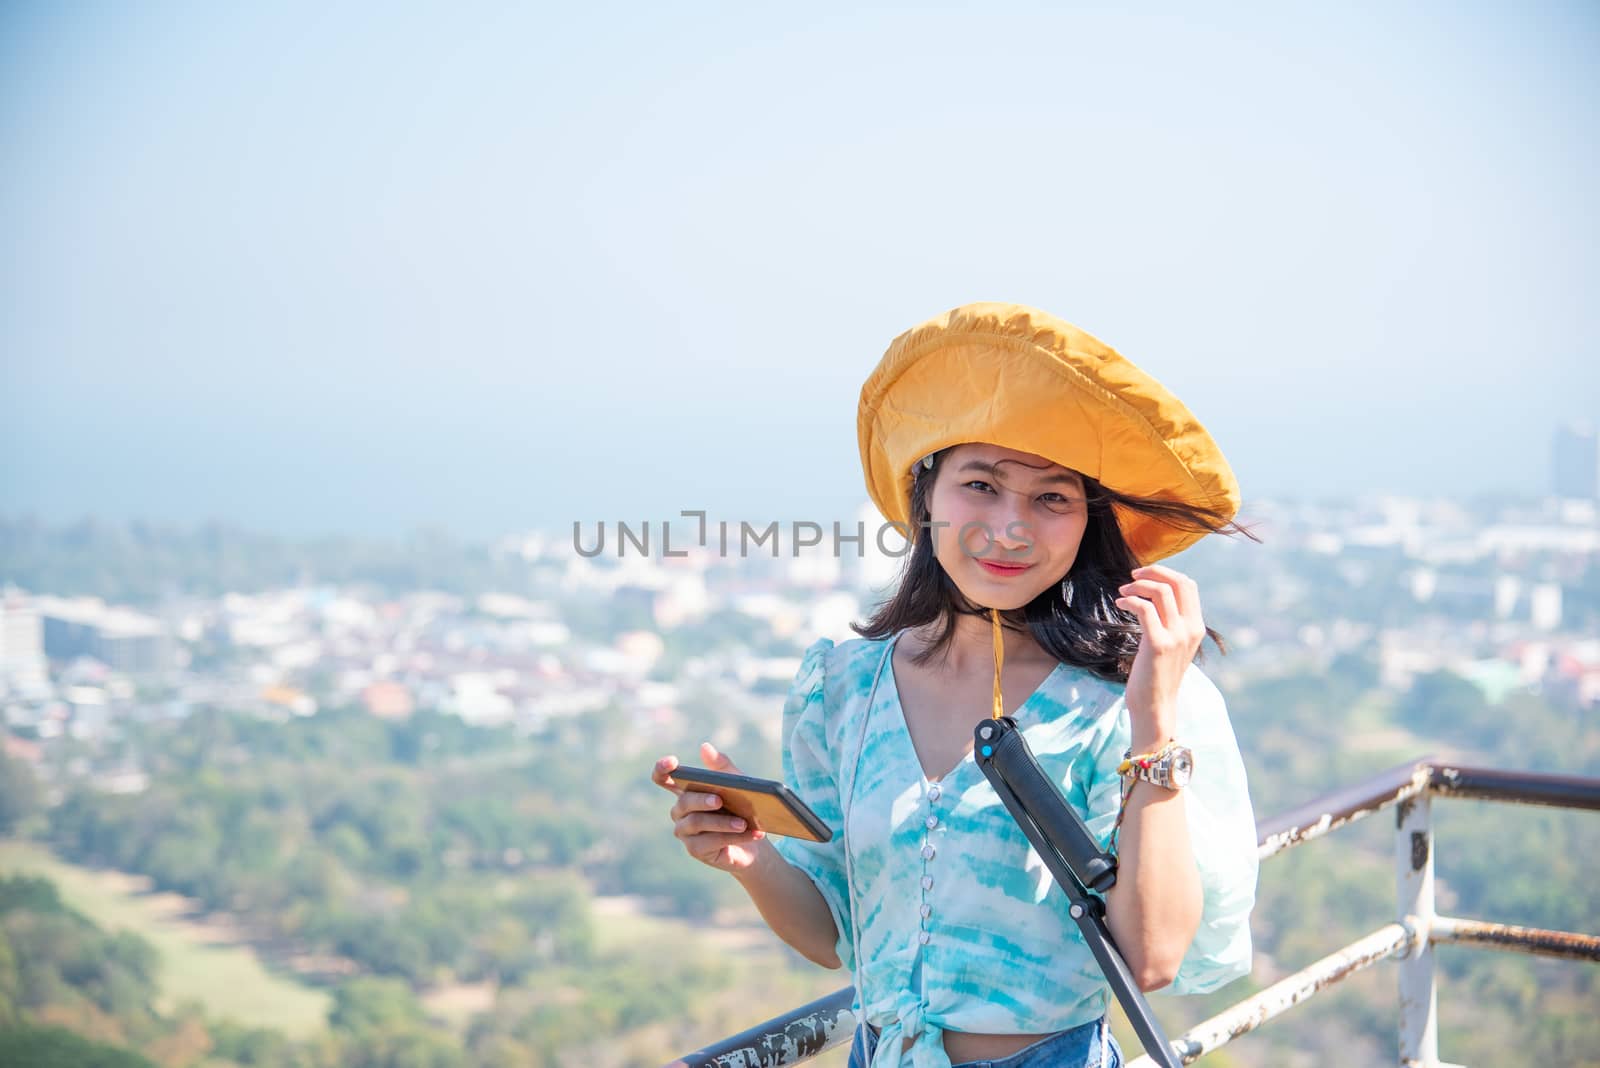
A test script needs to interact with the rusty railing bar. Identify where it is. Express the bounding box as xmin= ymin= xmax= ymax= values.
xmin=1256 ymin=756 xmax=1433 ymax=859
xmin=1429 ymin=916 xmax=1600 ymax=962
xmin=663 ymin=984 xmax=855 ymax=1068
xmin=1427 ymin=764 xmax=1600 ymax=811
xmin=1256 ymin=759 xmax=1600 ymax=863
xmin=1125 ymin=922 xmax=1412 ymax=1067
